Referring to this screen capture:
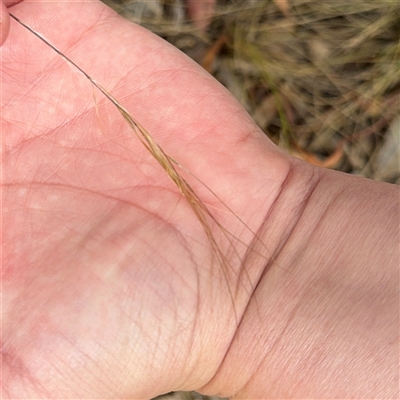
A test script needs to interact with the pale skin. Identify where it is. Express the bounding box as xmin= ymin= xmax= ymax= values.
xmin=1 ymin=1 xmax=399 ymax=399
